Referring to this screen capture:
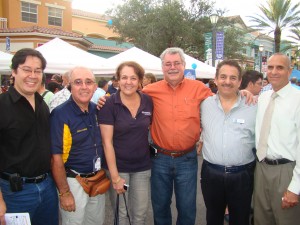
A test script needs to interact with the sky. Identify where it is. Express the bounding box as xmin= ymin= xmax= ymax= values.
xmin=72 ymin=0 xmax=297 ymax=38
